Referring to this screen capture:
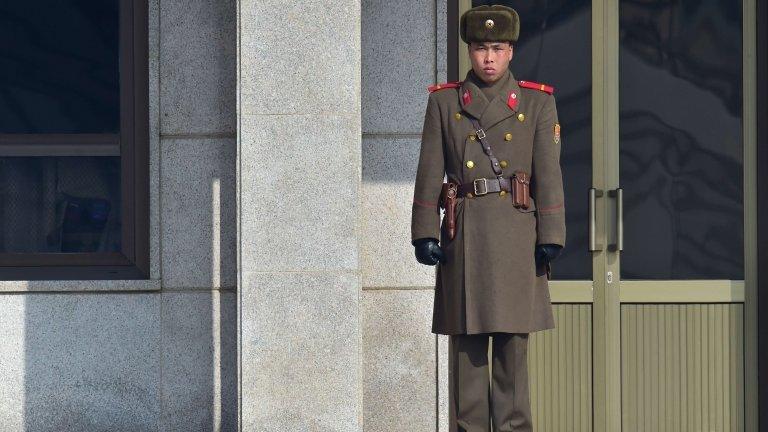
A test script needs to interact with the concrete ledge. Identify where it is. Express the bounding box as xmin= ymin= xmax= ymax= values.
xmin=0 ymin=279 xmax=162 ymax=293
